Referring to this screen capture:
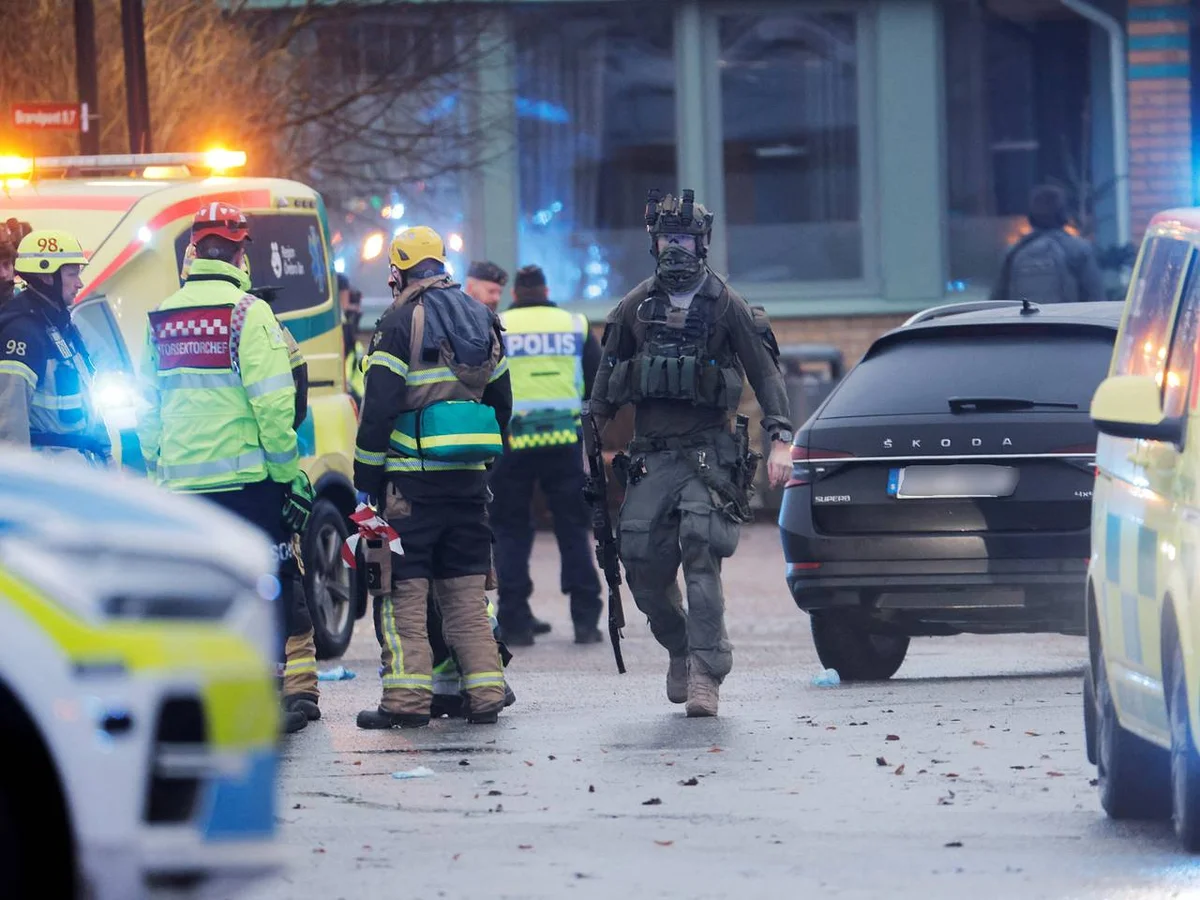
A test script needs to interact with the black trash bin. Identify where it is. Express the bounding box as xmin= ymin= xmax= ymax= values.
xmin=755 ymin=344 xmax=845 ymax=513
